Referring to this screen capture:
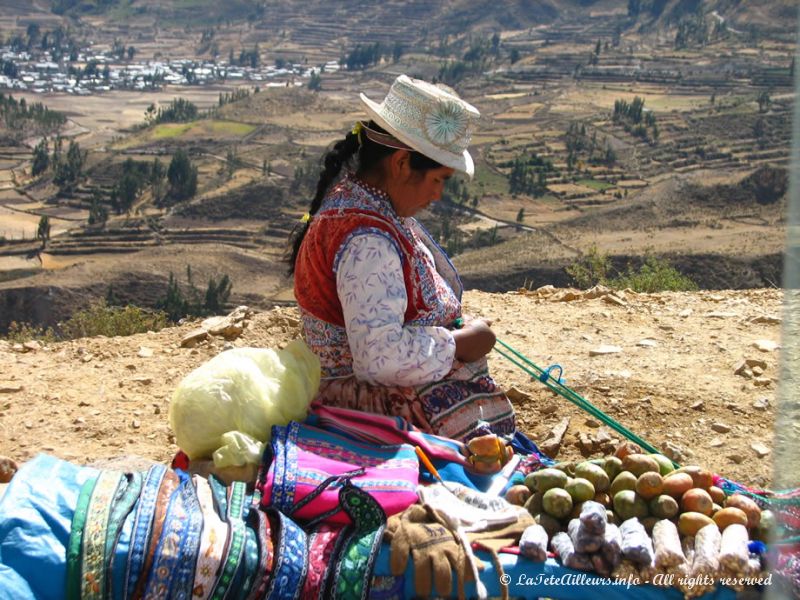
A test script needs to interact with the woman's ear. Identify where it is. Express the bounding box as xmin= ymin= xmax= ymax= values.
xmin=387 ymin=150 xmax=412 ymax=179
